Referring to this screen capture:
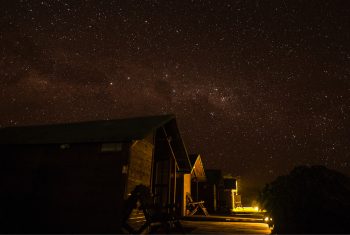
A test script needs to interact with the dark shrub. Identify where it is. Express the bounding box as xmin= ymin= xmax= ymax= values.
xmin=259 ymin=165 xmax=350 ymax=234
